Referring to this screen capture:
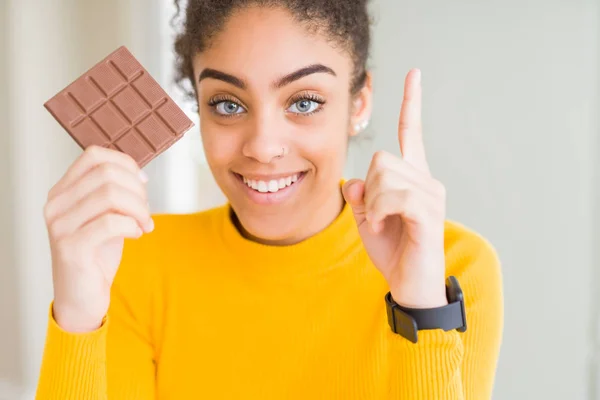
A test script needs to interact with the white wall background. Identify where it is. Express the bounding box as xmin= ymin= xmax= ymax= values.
xmin=367 ymin=2 xmax=599 ymax=399
xmin=0 ymin=0 xmax=598 ymax=399
xmin=0 ymin=0 xmax=21 ymax=396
